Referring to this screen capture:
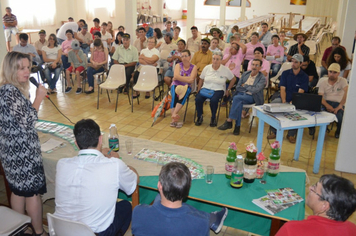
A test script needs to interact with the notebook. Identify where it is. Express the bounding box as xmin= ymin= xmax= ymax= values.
xmin=292 ymin=93 xmax=322 ymax=112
